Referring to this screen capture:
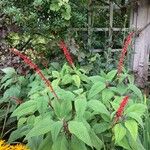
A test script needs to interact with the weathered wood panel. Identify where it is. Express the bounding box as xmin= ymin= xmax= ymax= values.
xmin=130 ymin=0 xmax=150 ymax=88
